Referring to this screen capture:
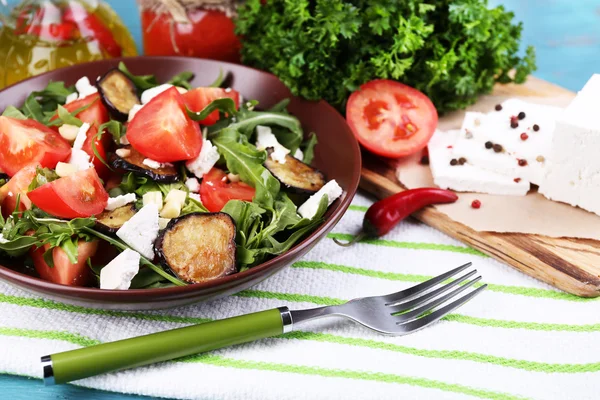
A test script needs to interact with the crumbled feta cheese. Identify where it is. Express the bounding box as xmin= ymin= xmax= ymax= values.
xmin=185 ymin=177 xmax=200 ymax=192
xmin=120 ymin=135 xmax=130 ymax=145
xmin=115 ymin=148 xmax=131 ymax=158
xmin=255 ymin=125 xmax=290 ymax=163
xmin=158 ymin=218 xmax=171 ymax=230
xmin=186 ymin=138 xmax=220 ymax=179
xmin=142 ymin=158 xmax=165 ymax=169
xmin=429 ymin=130 xmax=530 ymax=196
xmin=75 ymin=77 xmax=98 ymax=99
xmin=58 ymin=124 xmax=80 ymax=142
xmin=105 ymin=193 xmax=137 ymax=211
xmin=188 ymin=193 xmax=201 ymax=203
xmin=68 ymin=149 xmax=92 ymax=171
xmin=298 ymin=180 xmax=343 ymax=219
xmin=116 ymin=203 xmax=160 ymax=259
xmin=55 ymin=162 xmax=78 ymax=178
xmin=143 ymin=191 xmax=163 ymax=211
xmin=65 ymin=92 xmax=78 ymax=104
xmin=141 ymin=84 xmax=173 ymax=104
xmin=72 ymin=123 xmax=90 ymax=151
xmin=293 ymin=148 xmax=304 ymax=161
xmin=100 ymin=249 xmax=140 ymax=290
xmin=128 ymin=104 xmax=144 ymax=122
